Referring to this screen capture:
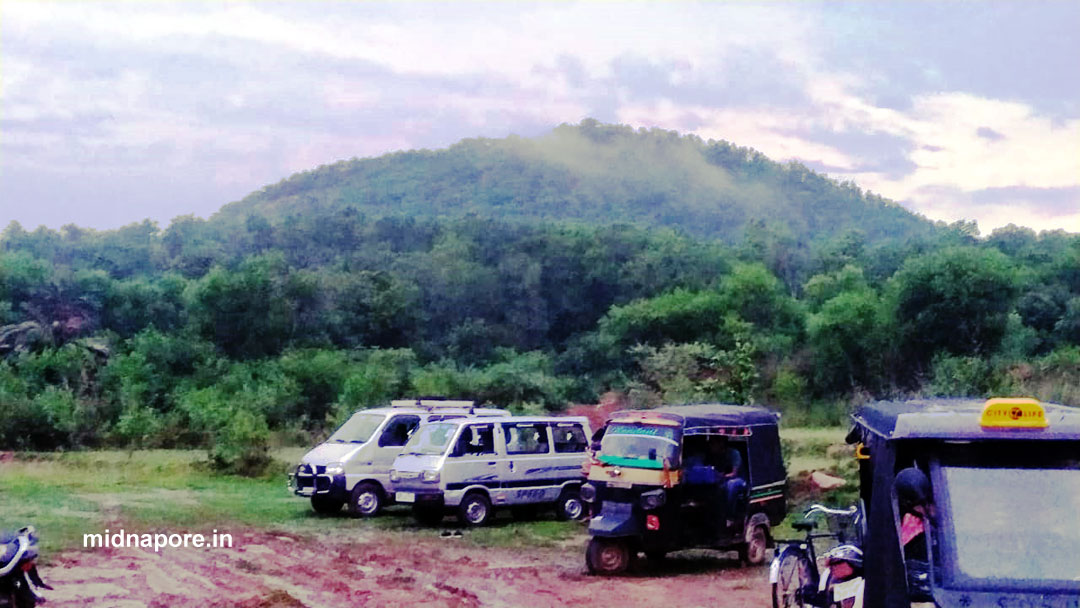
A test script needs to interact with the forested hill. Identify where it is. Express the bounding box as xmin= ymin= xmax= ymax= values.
xmin=4 ymin=119 xmax=1079 ymax=468
xmin=215 ymin=120 xmax=936 ymax=245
